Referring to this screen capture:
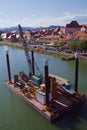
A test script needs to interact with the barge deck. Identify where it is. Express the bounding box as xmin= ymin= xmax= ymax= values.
xmin=5 ymin=74 xmax=86 ymax=122
xmin=5 ymin=81 xmax=52 ymax=121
